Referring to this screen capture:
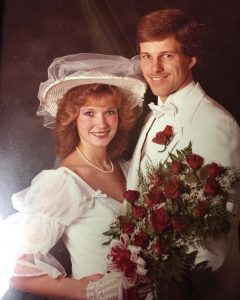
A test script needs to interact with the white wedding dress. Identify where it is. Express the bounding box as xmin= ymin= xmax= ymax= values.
xmin=0 ymin=164 xmax=128 ymax=299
